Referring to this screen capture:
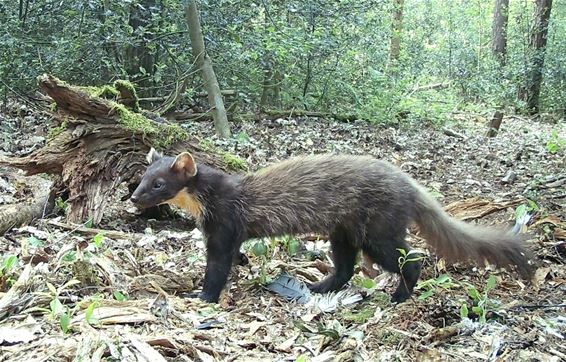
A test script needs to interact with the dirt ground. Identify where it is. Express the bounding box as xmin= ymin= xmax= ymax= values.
xmin=0 ymin=101 xmax=565 ymax=361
